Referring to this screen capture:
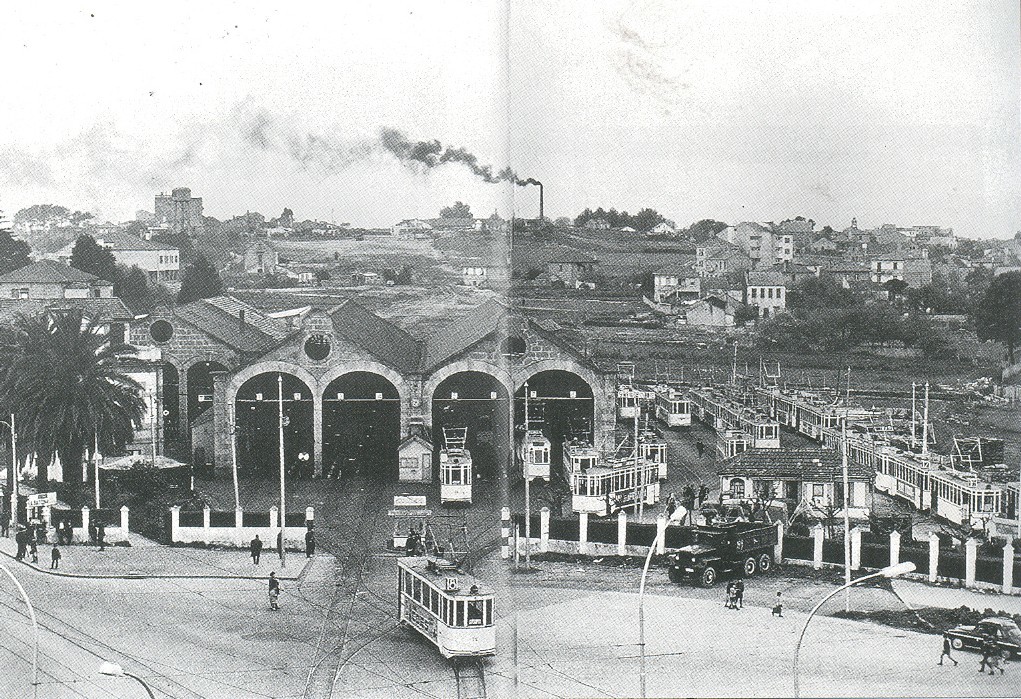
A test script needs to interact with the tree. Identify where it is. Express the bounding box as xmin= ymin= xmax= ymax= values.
xmin=177 ymin=255 xmax=224 ymax=304
xmin=734 ymin=304 xmax=759 ymax=326
xmin=975 ymin=271 xmax=1021 ymax=363
xmin=440 ymin=202 xmax=472 ymax=219
xmin=0 ymin=228 xmax=31 ymax=274
xmin=786 ymin=276 xmax=861 ymax=315
xmin=114 ymin=265 xmax=164 ymax=313
xmin=0 ymin=310 xmax=144 ymax=487
xmin=884 ymin=278 xmax=909 ymax=301
xmin=70 ymin=234 xmax=117 ymax=282
xmin=685 ymin=219 xmax=729 ymax=243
